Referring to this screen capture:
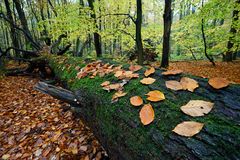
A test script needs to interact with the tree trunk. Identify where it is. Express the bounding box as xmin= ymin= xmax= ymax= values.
xmin=87 ymin=0 xmax=102 ymax=57
xmin=35 ymin=55 xmax=240 ymax=160
xmin=4 ymin=0 xmax=20 ymax=55
xmin=136 ymin=0 xmax=144 ymax=65
xmin=201 ymin=0 xmax=215 ymax=66
xmin=13 ymin=0 xmax=38 ymax=49
xmin=224 ymin=0 xmax=240 ymax=62
xmin=161 ymin=0 xmax=172 ymax=68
